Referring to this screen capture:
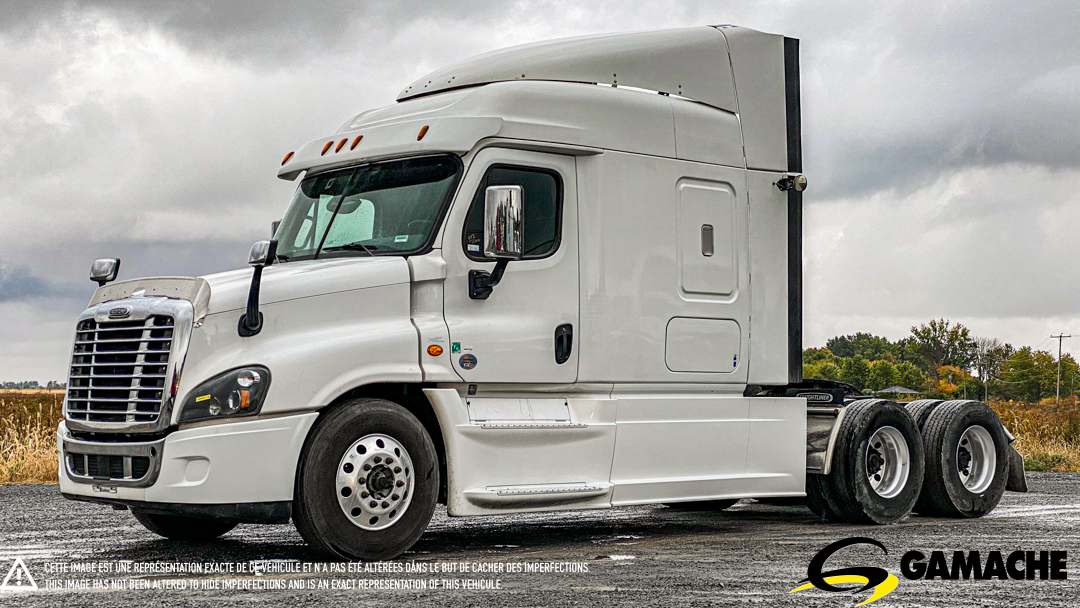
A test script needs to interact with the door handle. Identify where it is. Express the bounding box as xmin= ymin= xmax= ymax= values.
xmin=554 ymin=324 xmax=573 ymax=364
